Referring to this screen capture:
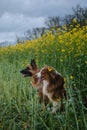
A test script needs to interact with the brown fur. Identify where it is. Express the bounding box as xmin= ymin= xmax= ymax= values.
xmin=36 ymin=65 xmax=66 ymax=112
xmin=20 ymin=59 xmax=49 ymax=104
